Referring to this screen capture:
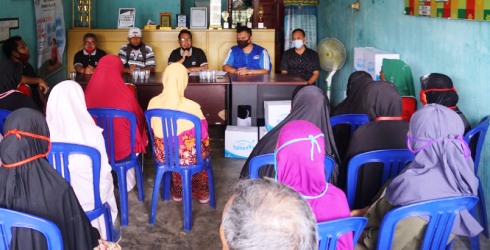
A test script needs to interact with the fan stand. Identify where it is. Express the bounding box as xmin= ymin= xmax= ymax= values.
xmin=325 ymin=68 xmax=337 ymax=100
